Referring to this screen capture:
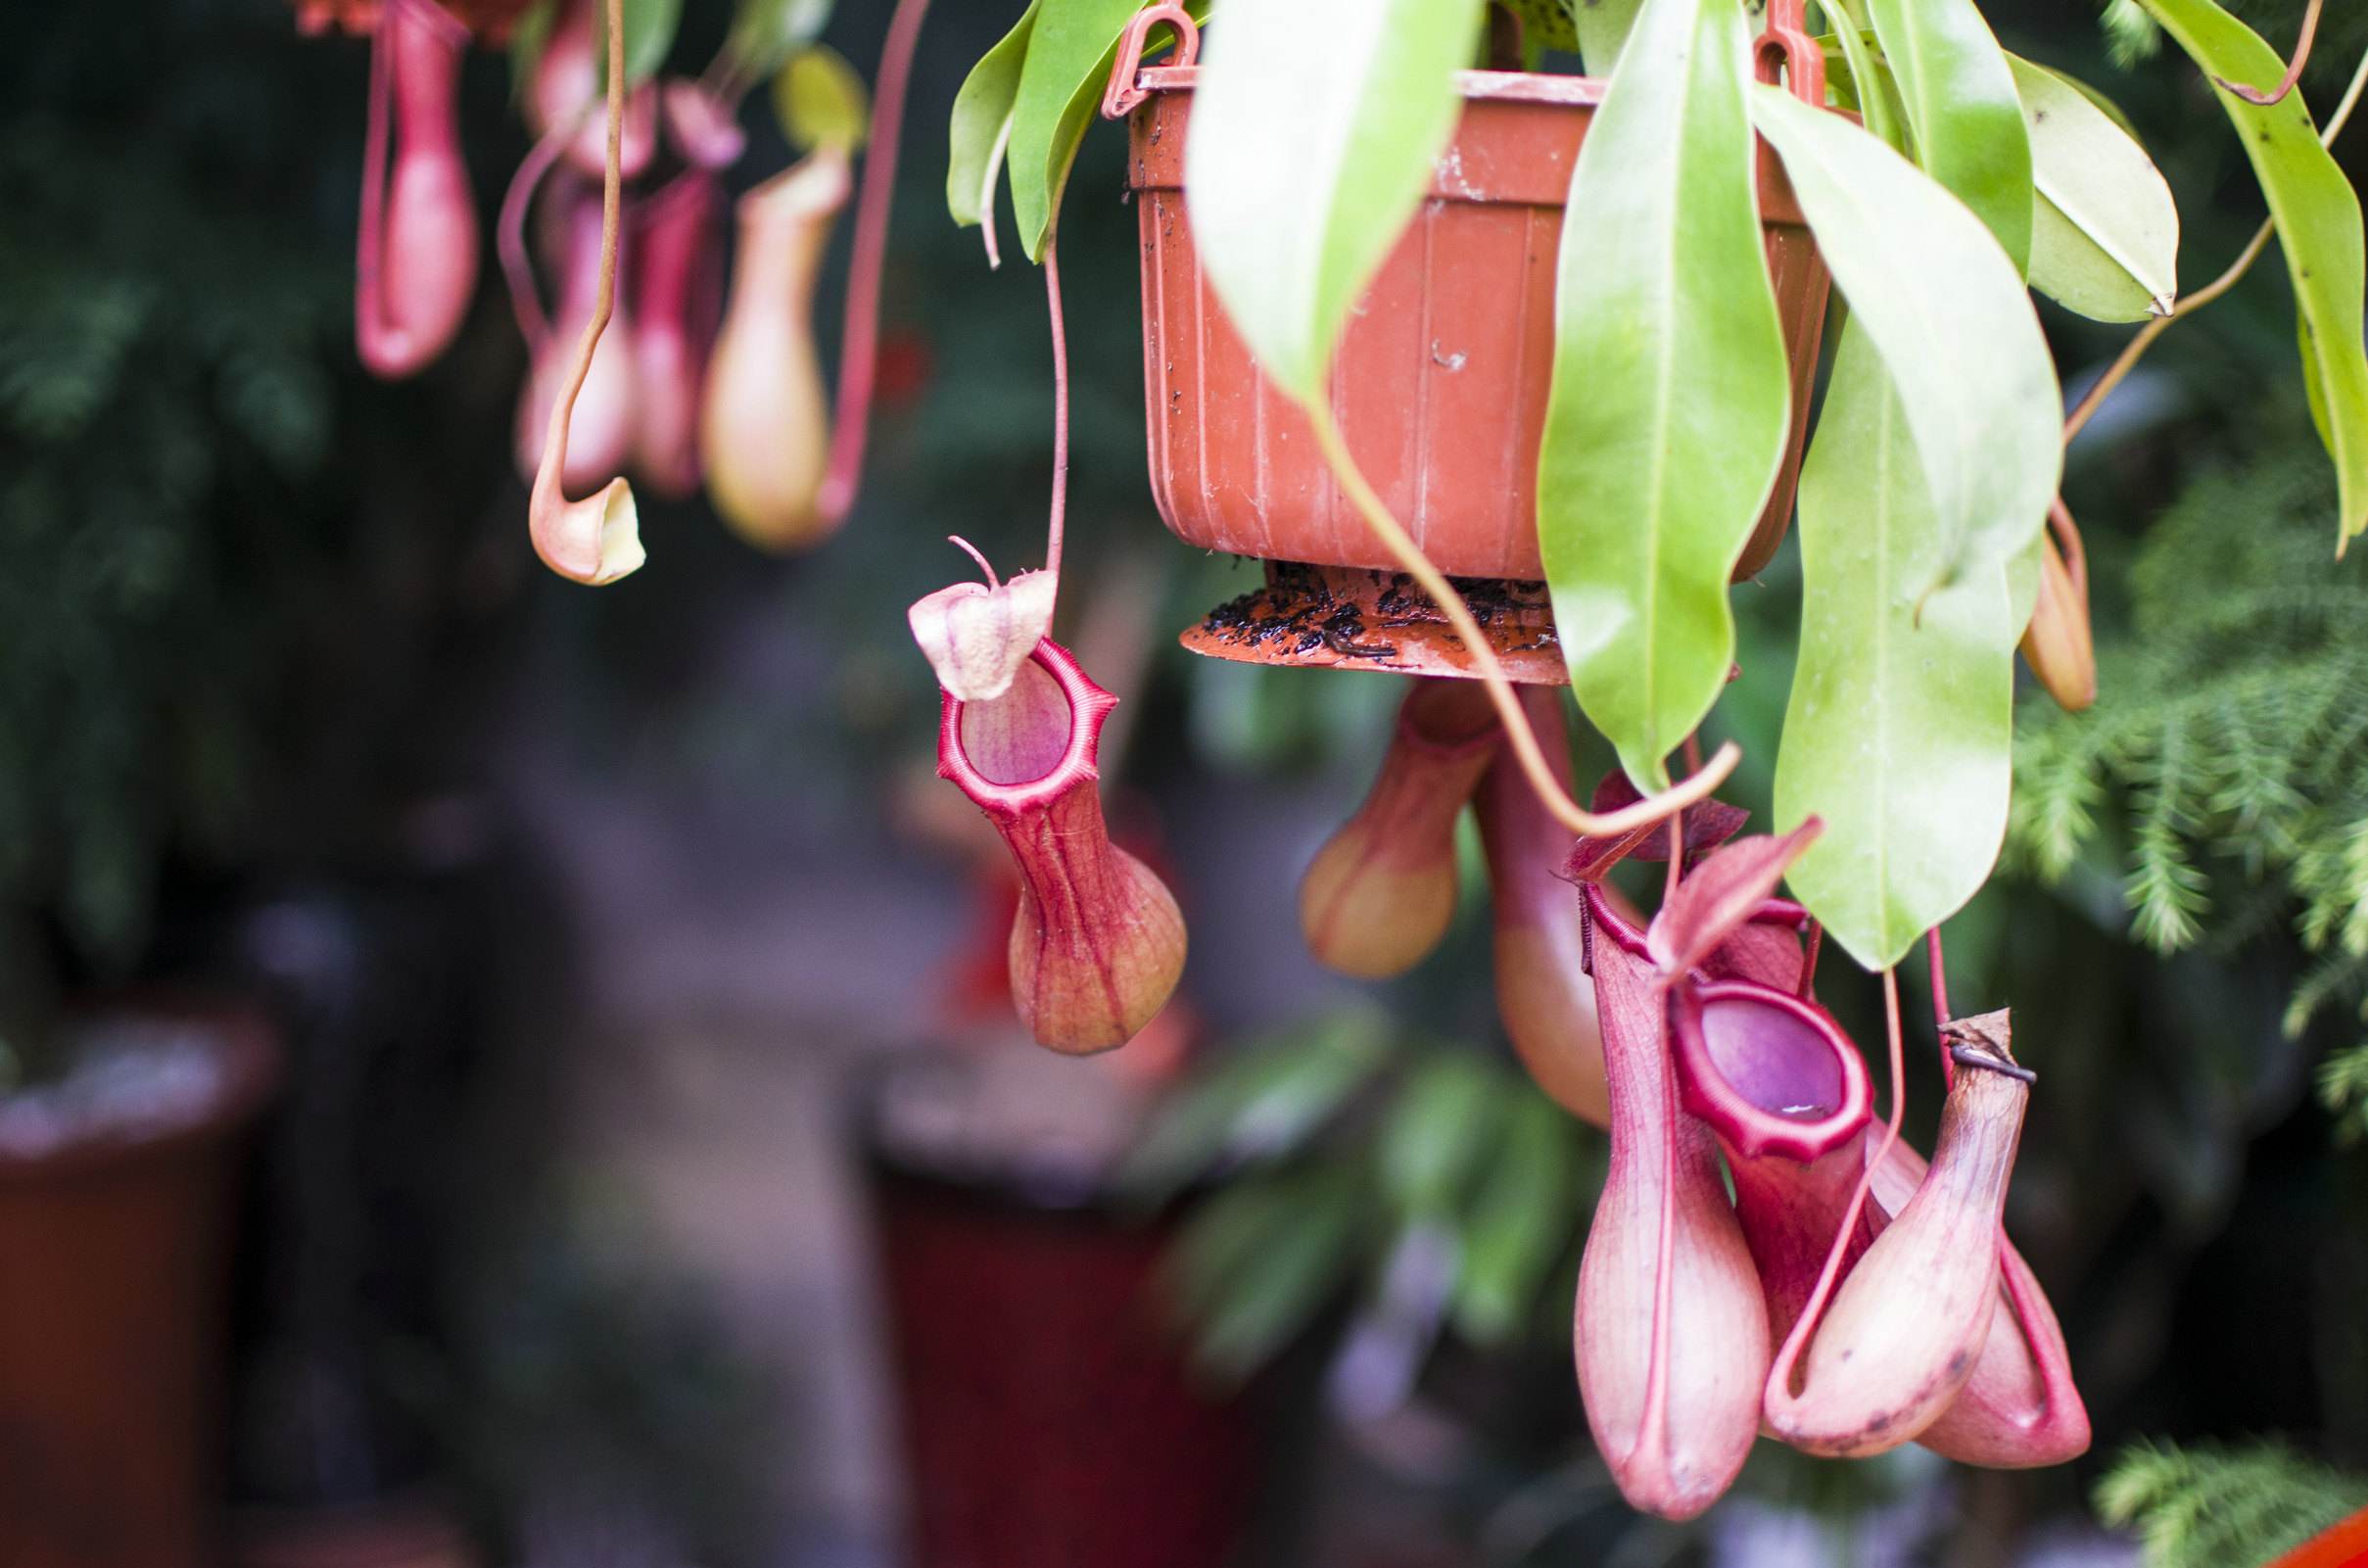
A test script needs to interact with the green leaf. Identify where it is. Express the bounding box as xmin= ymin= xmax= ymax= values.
xmin=1008 ymin=0 xmax=1209 ymax=261
xmin=1502 ymin=0 xmax=1577 ymax=55
xmin=593 ymin=0 xmax=682 ymax=88
xmin=724 ymin=0 xmax=835 ymax=78
xmin=1539 ymin=0 xmax=1791 ymax=787
xmin=508 ymin=0 xmax=557 ymax=104
xmin=1449 ymin=1093 xmax=1582 ymax=1346
xmin=1376 ymin=1053 xmax=1501 ymax=1217
xmin=1775 ymin=325 xmax=2031 ymax=972
xmin=947 ymin=2 xmax=1036 ymax=239
xmin=1113 ymin=1016 xmax=1387 ymax=1205
xmin=2012 ymin=56 xmax=2180 ymax=321
xmin=1823 ymin=26 xmax=1906 ymax=151
xmin=1865 ymin=0 xmax=2032 ymax=272
xmin=774 ymin=45 xmax=871 ymax=154
xmin=1166 ymin=1164 xmax=1365 ymax=1382
xmin=1183 ymin=0 xmax=1479 ymax=402
xmin=1576 ymin=0 xmax=1644 ymax=73
xmin=1750 ymin=86 xmax=2060 ymax=599
xmin=2132 ymin=0 xmax=2368 ymax=546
